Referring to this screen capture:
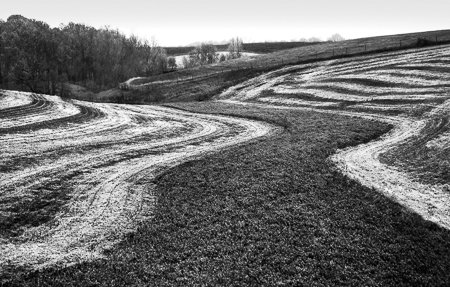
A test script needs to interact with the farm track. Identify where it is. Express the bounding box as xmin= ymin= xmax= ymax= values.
xmin=215 ymin=44 xmax=450 ymax=230
xmin=0 ymin=91 xmax=277 ymax=272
